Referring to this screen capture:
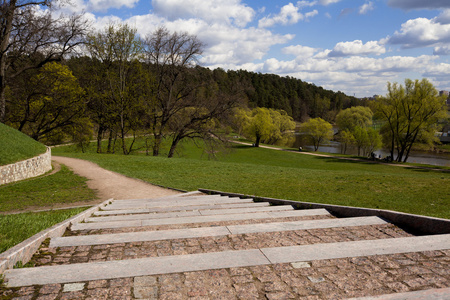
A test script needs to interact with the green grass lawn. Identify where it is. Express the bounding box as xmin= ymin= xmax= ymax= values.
xmin=0 ymin=123 xmax=47 ymax=165
xmin=53 ymin=140 xmax=450 ymax=219
xmin=0 ymin=165 xmax=97 ymax=212
xmin=0 ymin=208 xmax=86 ymax=253
xmin=0 ymin=162 xmax=97 ymax=254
